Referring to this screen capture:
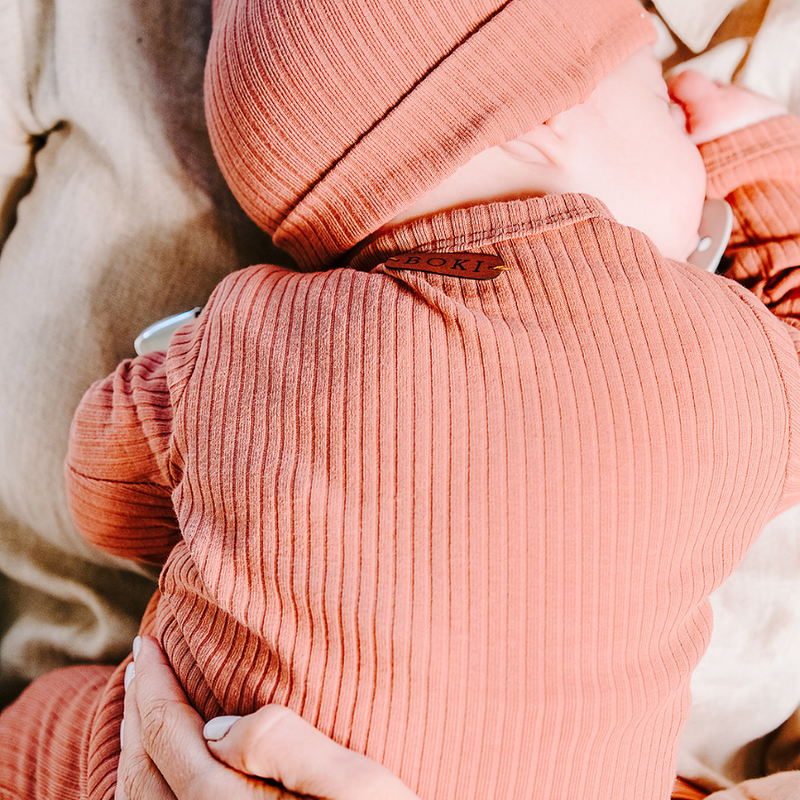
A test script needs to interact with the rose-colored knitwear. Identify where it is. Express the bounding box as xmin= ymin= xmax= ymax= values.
xmin=204 ymin=0 xmax=656 ymax=270
xmin=2 ymin=116 xmax=800 ymax=800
